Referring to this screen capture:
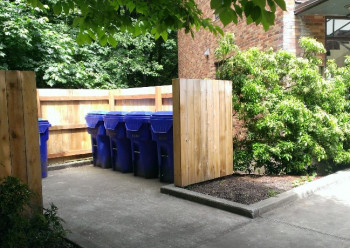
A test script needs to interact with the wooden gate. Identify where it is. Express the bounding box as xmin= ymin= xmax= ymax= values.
xmin=172 ymin=79 xmax=233 ymax=187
